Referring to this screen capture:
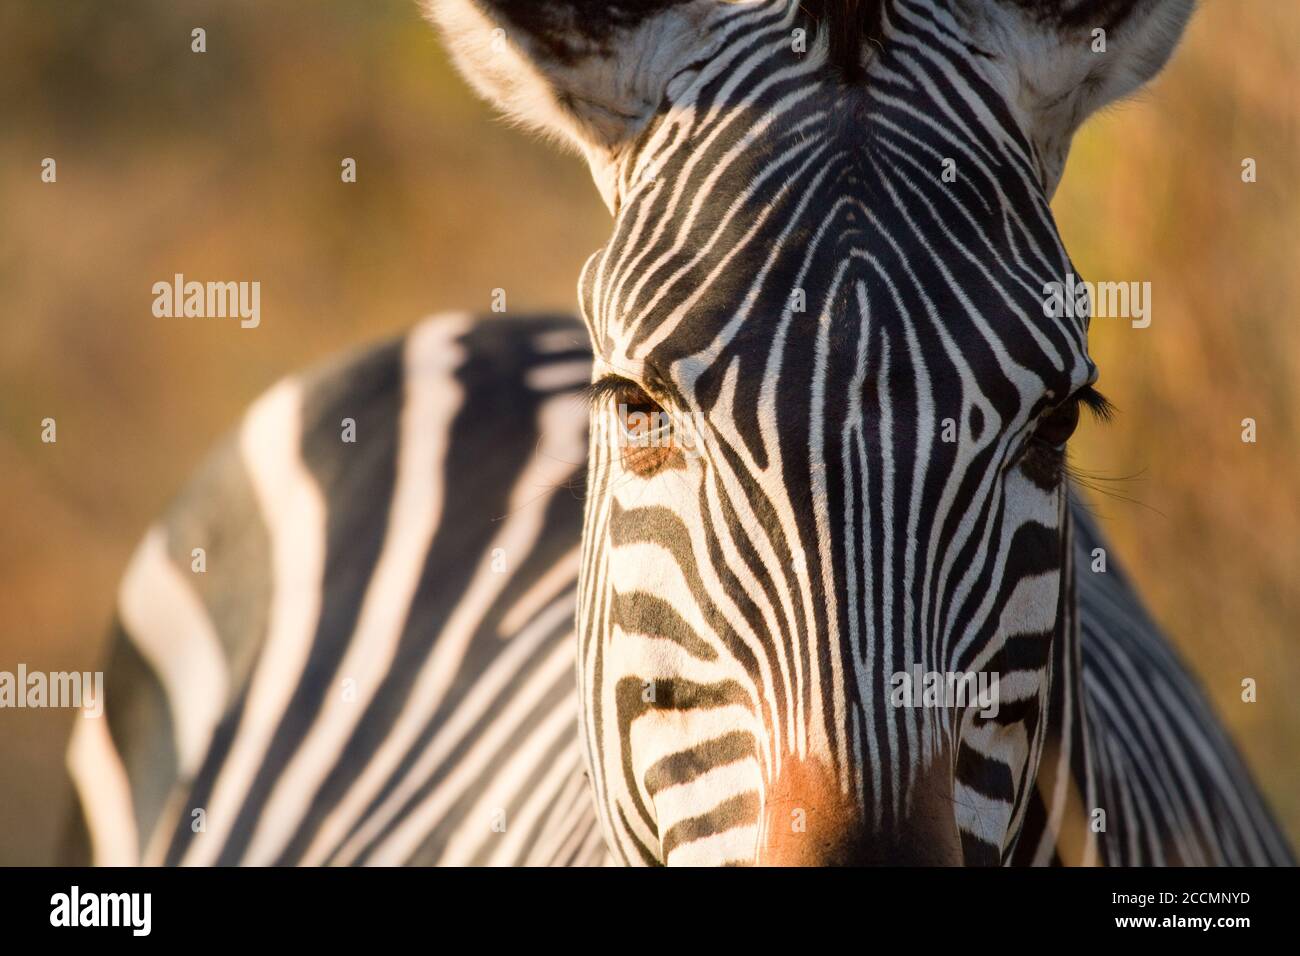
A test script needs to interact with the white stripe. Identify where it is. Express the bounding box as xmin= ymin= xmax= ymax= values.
xmin=953 ymin=780 xmax=1013 ymax=851
xmin=628 ymin=705 xmax=760 ymax=787
xmin=651 ymin=759 xmax=761 ymax=834
xmin=664 ymin=824 xmax=758 ymax=866
xmin=180 ymin=378 xmax=327 ymax=866
xmin=525 ymin=360 xmax=591 ymax=391
xmin=67 ymin=712 xmax=139 ymax=866
xmin=118 ymin=526 xmax=228 ymax=778
xmin=532 ymin=328 xmax=585 ymax=354
xmin=498 ymin=545 xmax=580 ymax=636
